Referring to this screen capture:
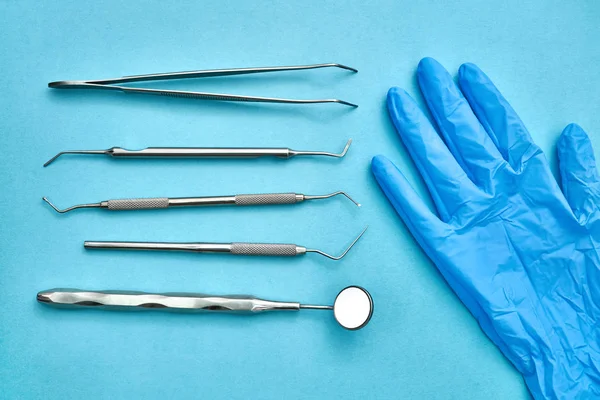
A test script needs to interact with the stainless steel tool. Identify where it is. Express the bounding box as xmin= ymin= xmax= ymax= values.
xmin=84 ymin=227 xmax=367 ymax=261
xmin=43 ymin=139 xmax=352 ymax=167
xmin=42 ymin=191 xmax=360 ymax=213
xmin=37 ymin=286 xmax=373 ymax=330
xmin=48 ymin=63 xmax=358 ymax=107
